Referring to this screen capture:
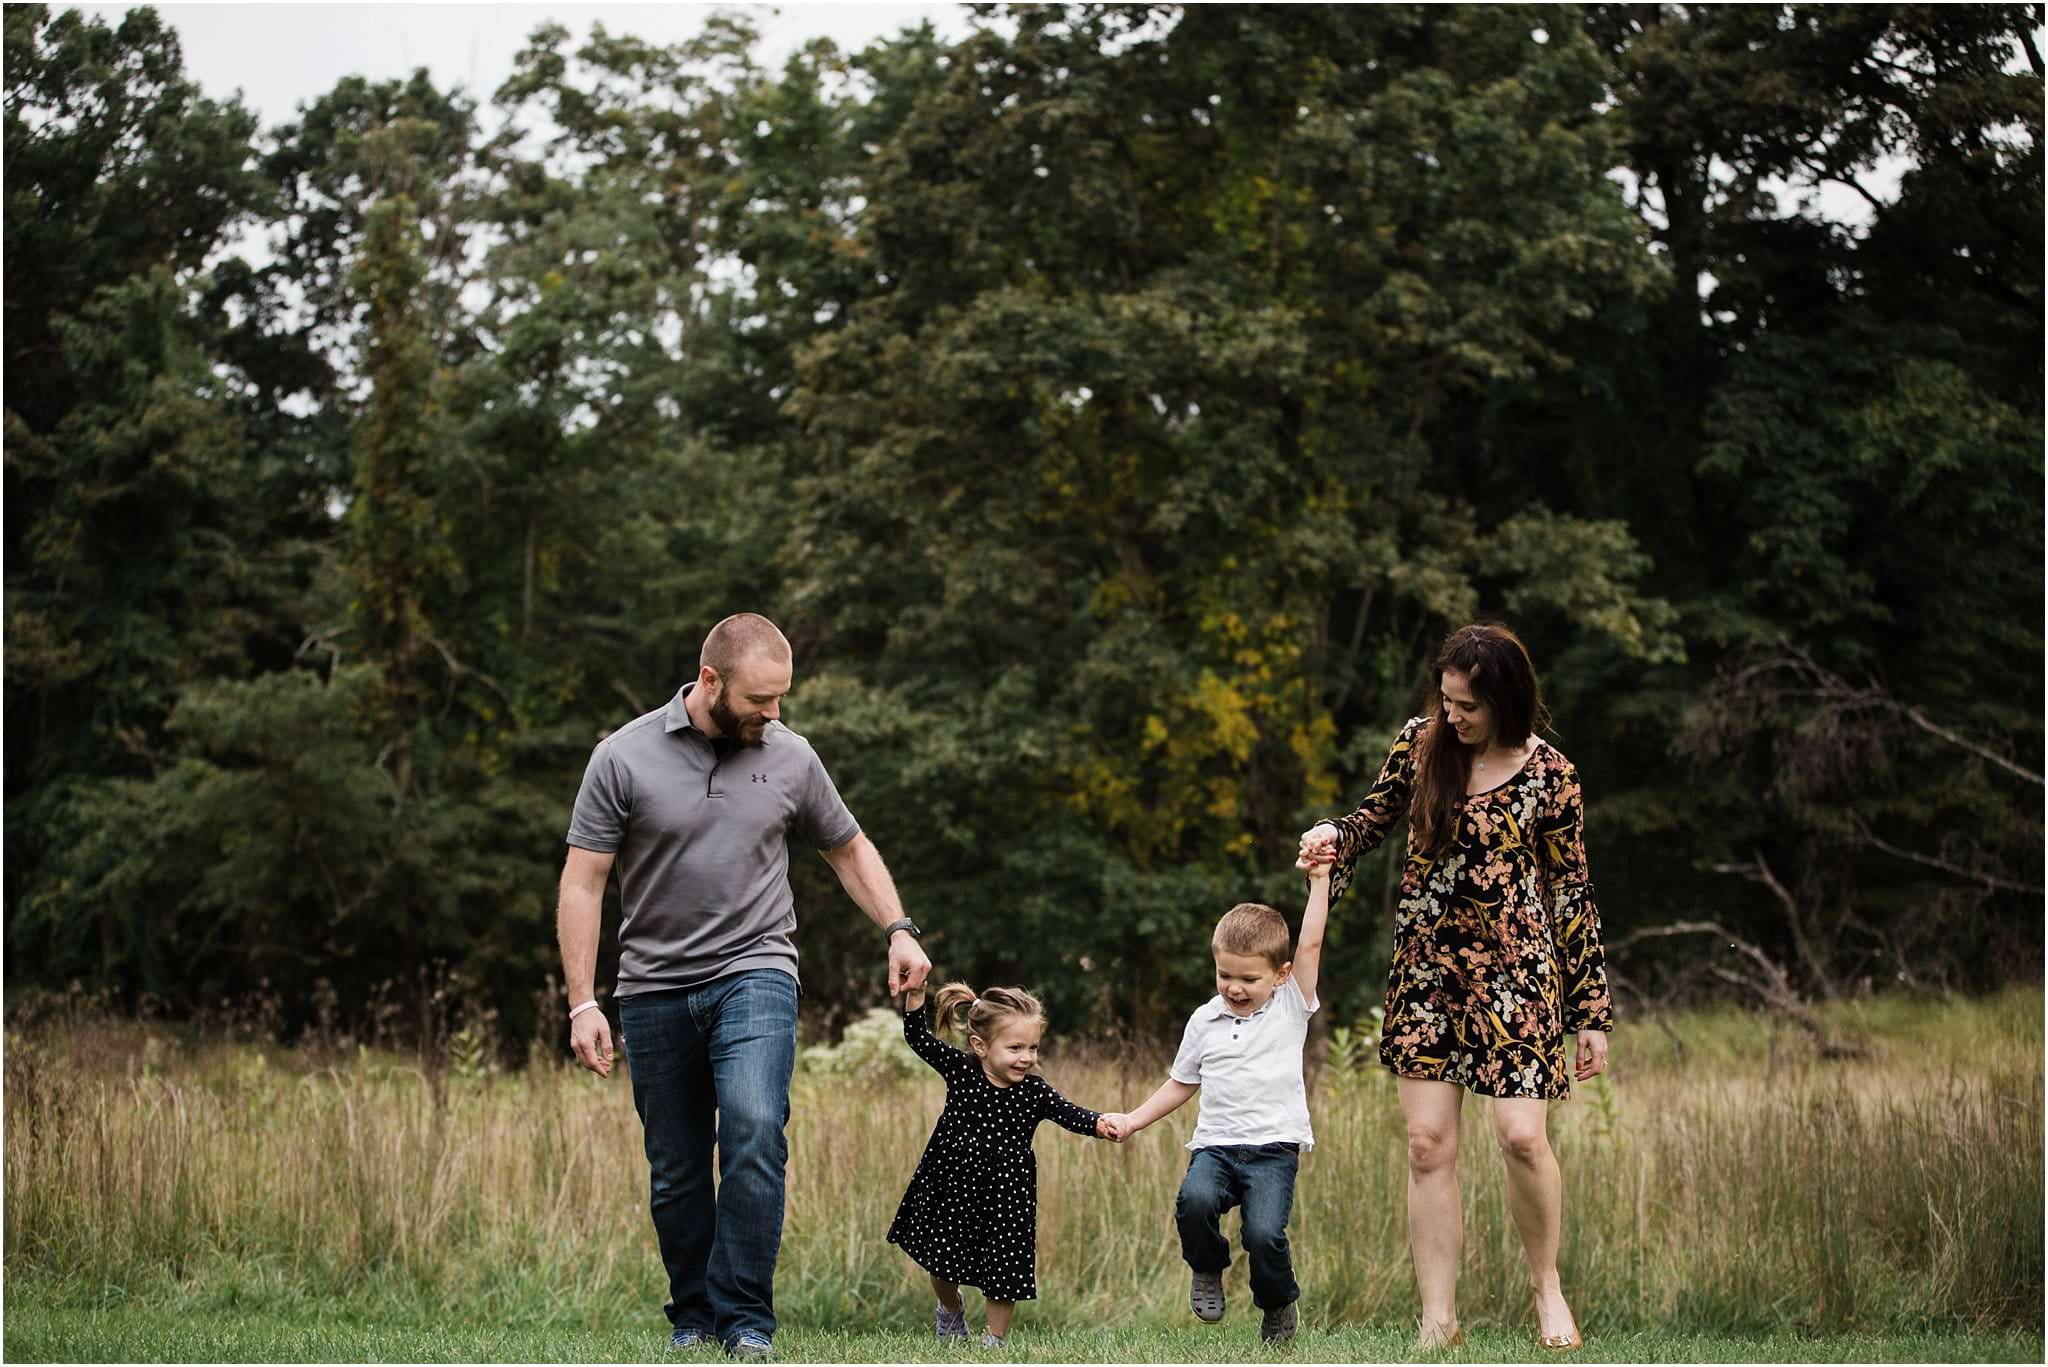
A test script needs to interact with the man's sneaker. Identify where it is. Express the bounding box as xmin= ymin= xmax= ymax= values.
xmin=978 ymin=1332 xmax=1007 ymax=1349
xmin=1190 ymin=1269 xmax=1225 ymax=1323
xmin=671 ymin=1328 xmax=713 ymax=1351
xmin=1260 ymin=1302 xmax=1298 ymax=1345
xmin=935 ymin=1304 xmax=970 ymax=1341
xmin=727 ymin=1332 xmax=774 ymax=1360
